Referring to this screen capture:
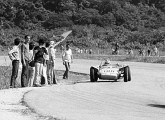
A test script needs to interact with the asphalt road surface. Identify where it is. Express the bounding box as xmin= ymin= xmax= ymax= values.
xmin=22 ymin=58 xmax=165 ymax=120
